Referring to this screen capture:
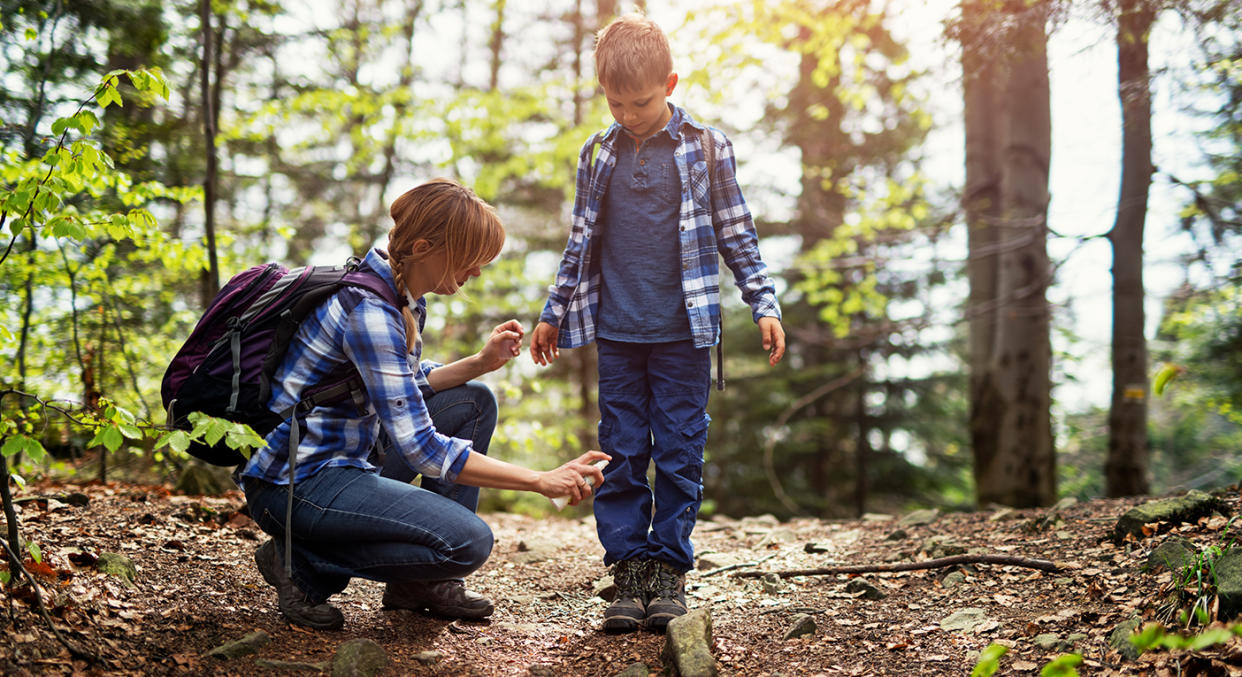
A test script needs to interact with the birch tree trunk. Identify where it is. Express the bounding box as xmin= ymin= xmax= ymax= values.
xmin=1105 ymin=0 xmax=1155 ymax=497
